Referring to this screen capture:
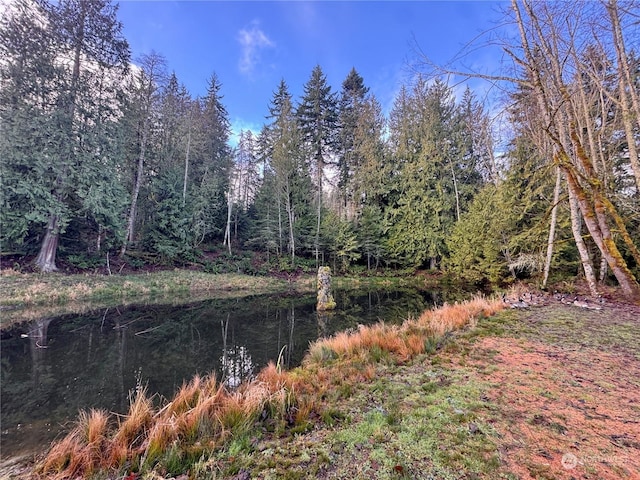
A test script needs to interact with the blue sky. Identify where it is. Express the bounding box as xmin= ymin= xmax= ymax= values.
xmin=116 ymin=1 xmax=508 ymax=142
